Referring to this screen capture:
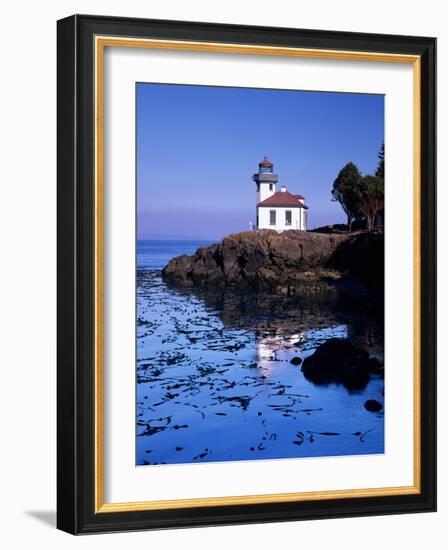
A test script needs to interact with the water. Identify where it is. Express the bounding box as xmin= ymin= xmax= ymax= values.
xmin=136 ymin=240 xmax=384 ymax=466
xmin=137 ymin=240 xmax=214 ymax=270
